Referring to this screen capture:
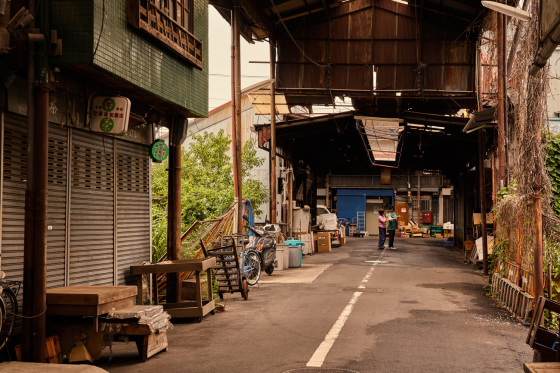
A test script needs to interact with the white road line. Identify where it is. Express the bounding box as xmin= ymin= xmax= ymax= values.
xmin=306 ymin=291 xmax=363 ymax=367
xmin=307 ymin=262 xmax=378 ymax=367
